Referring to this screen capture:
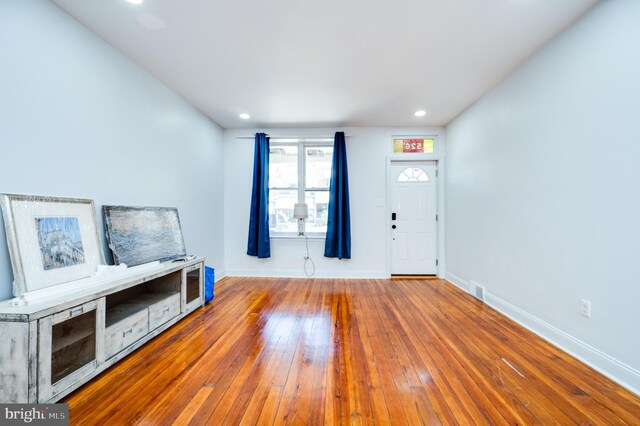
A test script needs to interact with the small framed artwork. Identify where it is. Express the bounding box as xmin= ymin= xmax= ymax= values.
xmin=0 ymin=194 xmax=104 ymax=296
xmin=392 ymin=138 xmax=435 ymax=154
xmin=103 ymin=206 xmax=187 ymax=267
